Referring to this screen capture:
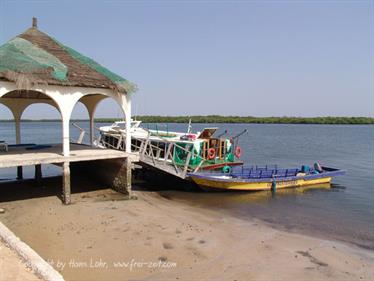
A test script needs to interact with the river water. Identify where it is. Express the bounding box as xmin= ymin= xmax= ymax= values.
xmin=0 ymin=121 xmax=373 ymax=249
